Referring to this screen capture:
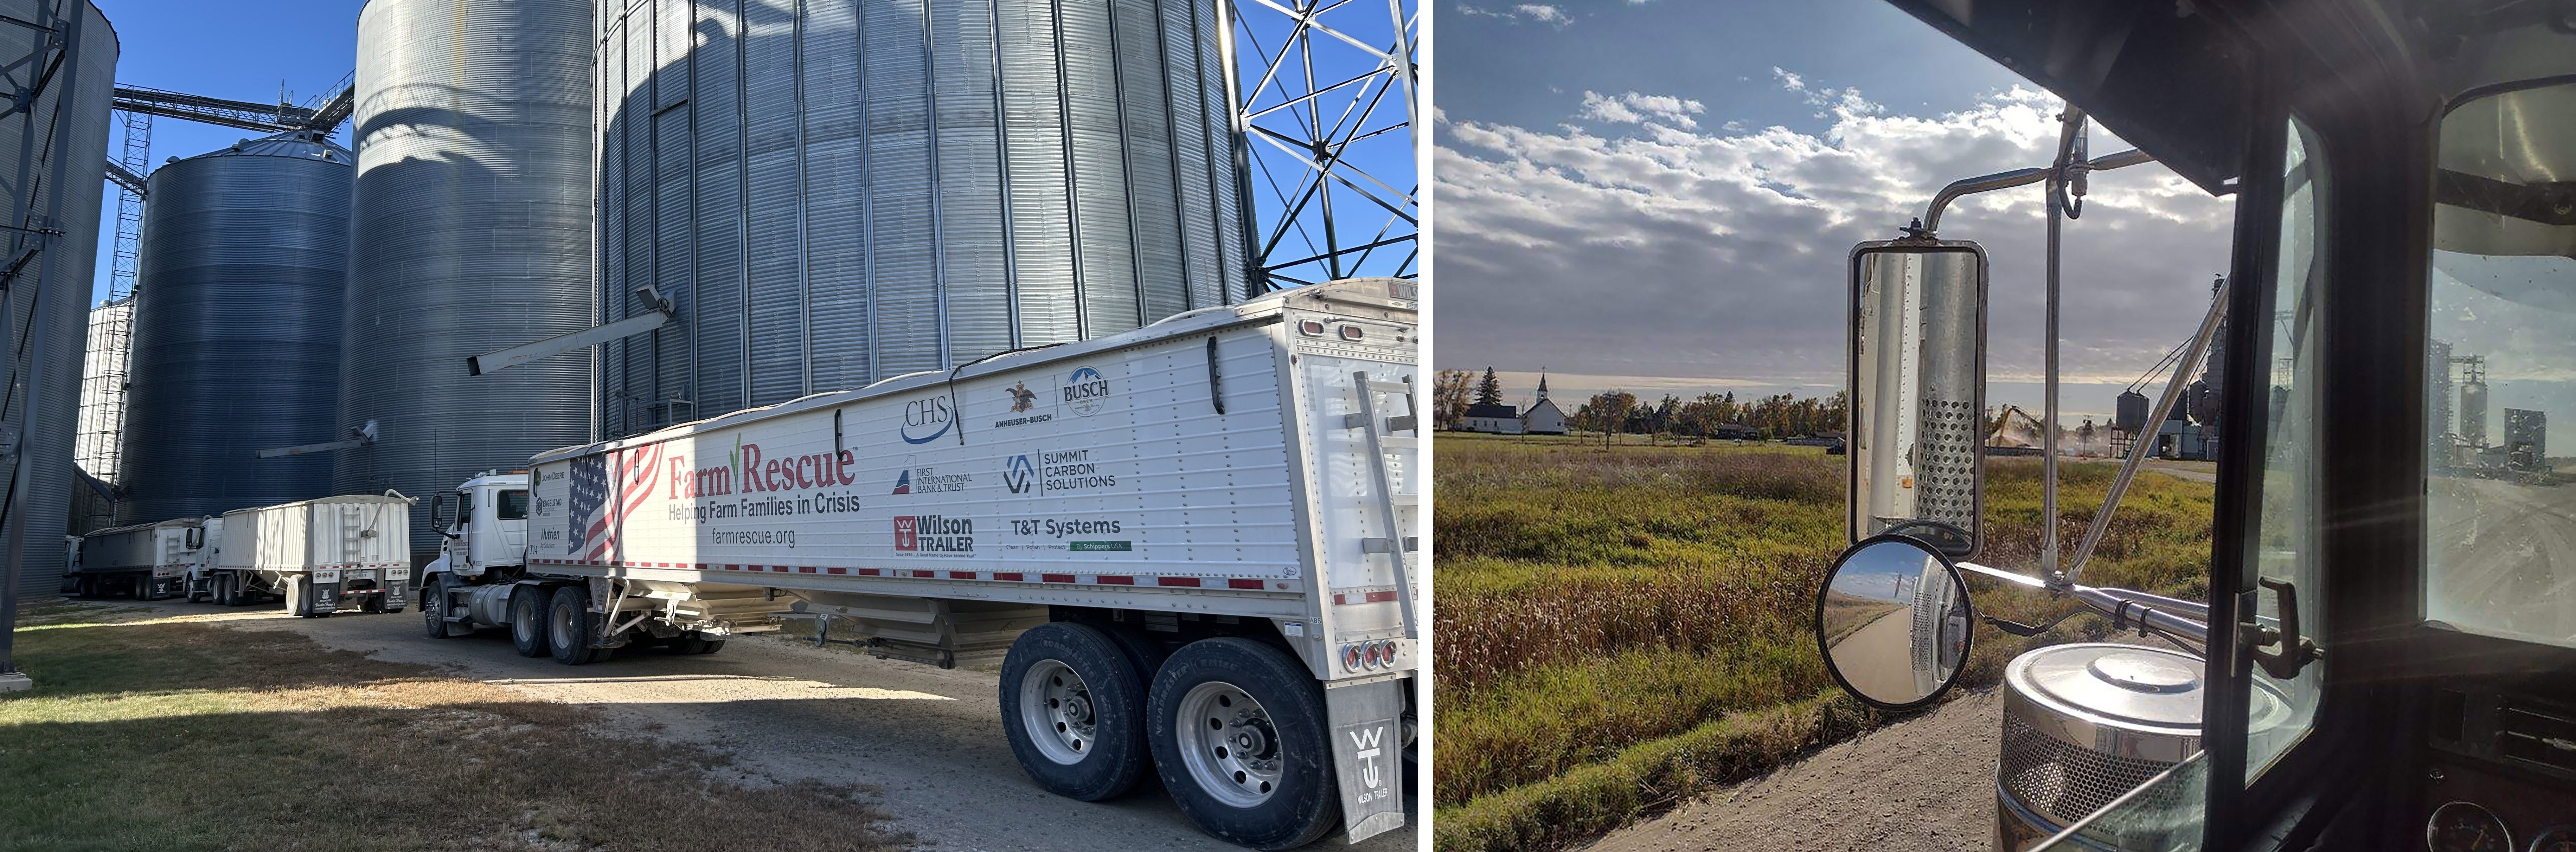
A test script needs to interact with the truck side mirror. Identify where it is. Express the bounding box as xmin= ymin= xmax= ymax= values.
xmin=1815 ymin=535 xmax=1975 ymax=710
xmin=430 ymin=492 xmax=454 ymax=536
xmin=1848 ymin=238 xmax=1988 ymax=559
